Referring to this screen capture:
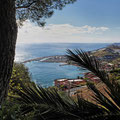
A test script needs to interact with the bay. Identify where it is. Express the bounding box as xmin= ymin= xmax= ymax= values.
xmin=15 ymin=43 xmax=111 ymax=86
